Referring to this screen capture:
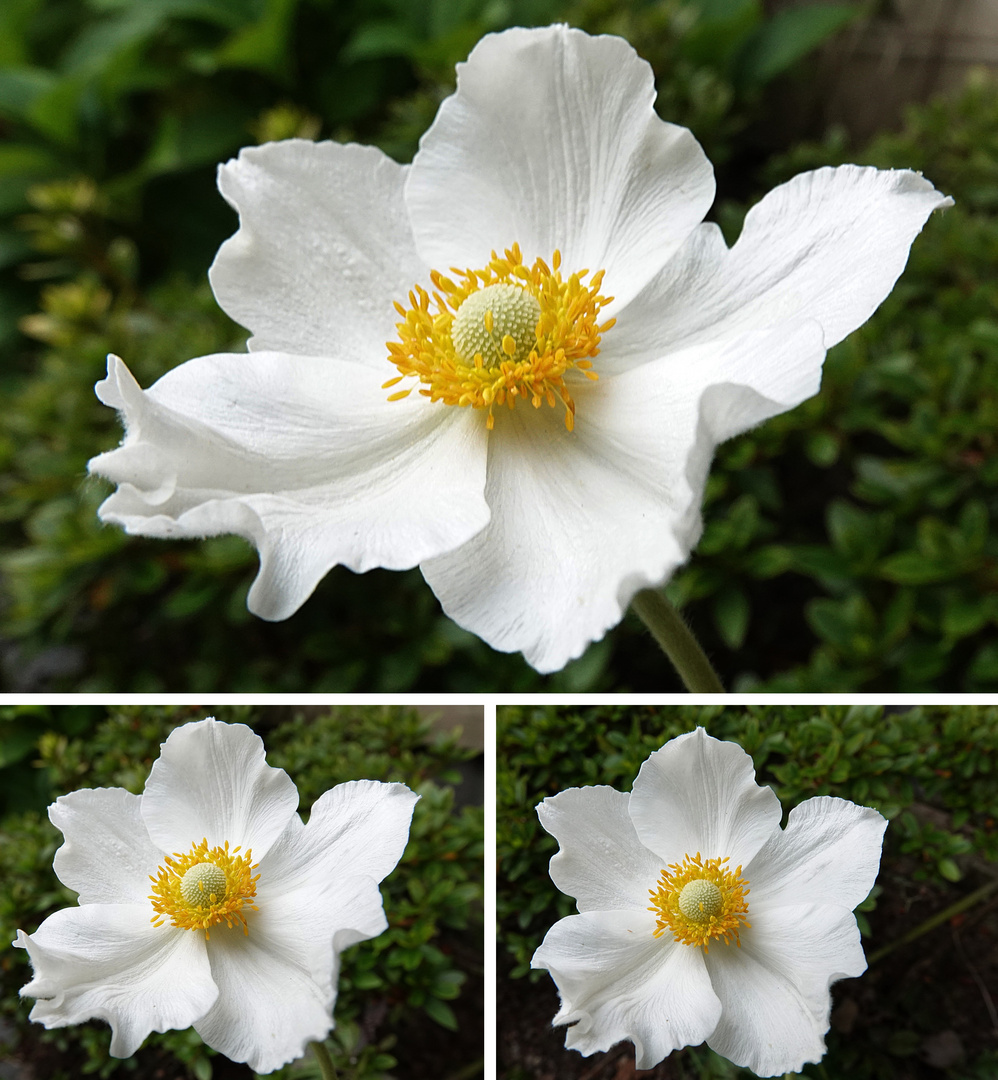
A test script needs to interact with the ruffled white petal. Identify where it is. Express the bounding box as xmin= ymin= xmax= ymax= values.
xmin=192 ymin=911 xmax=333 ymax=1074
xmin=89 ymin=351 xmax=490 ymax=620
xmin=421 ymin=391 xmax=682 ymax=672
xmin=140 ymin=718 xmax=299 ymax=860
xmin=422 ymin=319 xmax=824 ymax=672
xmin=15 ymin=906 xmax=217 ymax=1058
xmin=607 ymin=166 xmax=952 ymax=372
xmin=628 ymin=728 xmax=781 ymax=868
xmin=49 ymin=788 xmax=164 ymax=905
xmin=704 ymin=903 xmax=868 ymax=1076
xmin=531 ymin=909 xmax=721 ymax=1069
xmin=749 ymin=903 xmax=867 ymax=1026
xmin=405 ymin=24 xmax=714 ymax=310
xmin=253 ymin=779 xmax=417 ymax=968
xmin=267 ymin=869 xmax=390 ymax=994
xmin=260 ymin=780 xmax=419 ymax=895
xmin=675 ymin=319 xmax=829 ymax=448
xmin=210 ymin=140 xmax=428 ymax=365
xmin=746 ymin=796 xmax=887 ymax=913
xmin=195 ymin=779 xmax=417 ymax=1058
xmin=194 ymin=775 xmax=419 ymax=1071
xmin=536 ymin=787 xmax=663 ymax=913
